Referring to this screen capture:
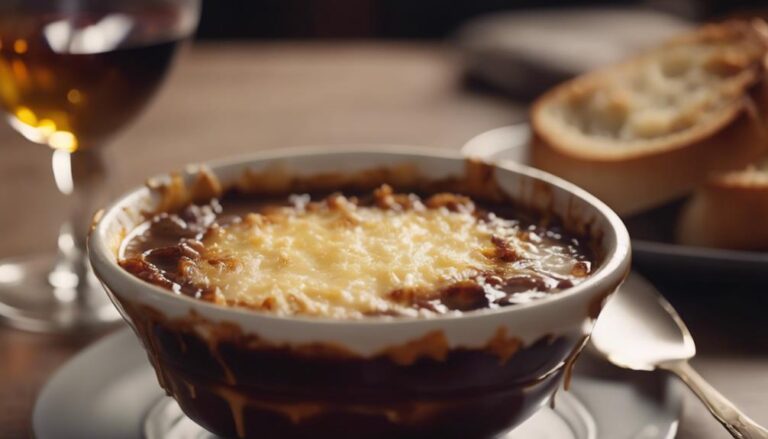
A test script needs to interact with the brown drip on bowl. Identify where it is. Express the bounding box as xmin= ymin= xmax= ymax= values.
xmin=117 ymin=299 xmax=596 ymax=438
xmin=121 ymin=301 xmax=527 ymax=371
xmin=562 ymin=335 xmax=590 ymax=392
